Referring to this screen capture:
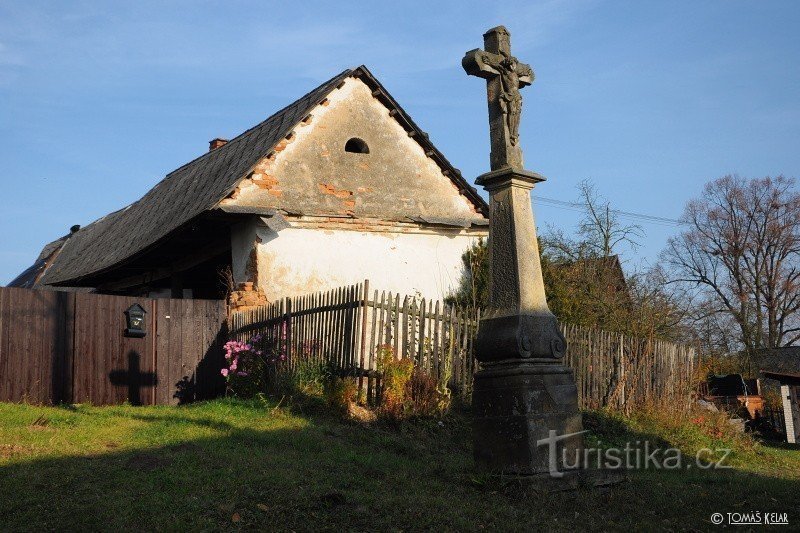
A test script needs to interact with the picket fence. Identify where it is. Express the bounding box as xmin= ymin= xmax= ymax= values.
xmin=229 ymin=281 xmax=697 ymax=411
